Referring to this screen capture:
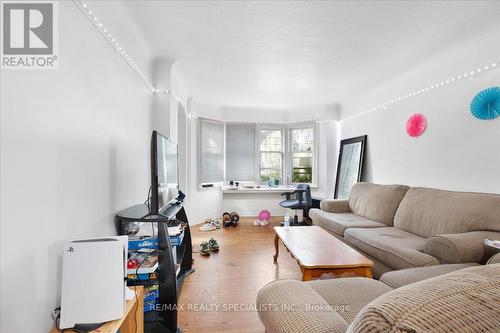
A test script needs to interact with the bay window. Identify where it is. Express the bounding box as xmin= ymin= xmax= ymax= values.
xmin=259 ymin=129 xmax=283 ymax=183
xmin=199 ymin=119 xmax=316 ymax=187
xmin=289 ymin=127 xmax=314 ymax=184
